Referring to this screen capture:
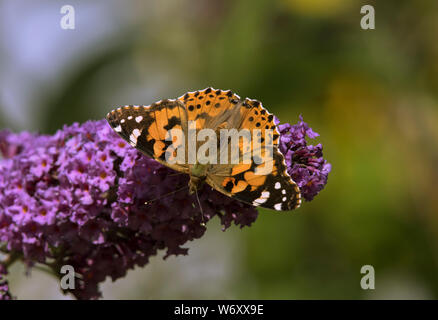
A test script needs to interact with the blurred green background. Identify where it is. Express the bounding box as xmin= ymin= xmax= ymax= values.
xmin=1 ymin=0 xmax=438 ymax=299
